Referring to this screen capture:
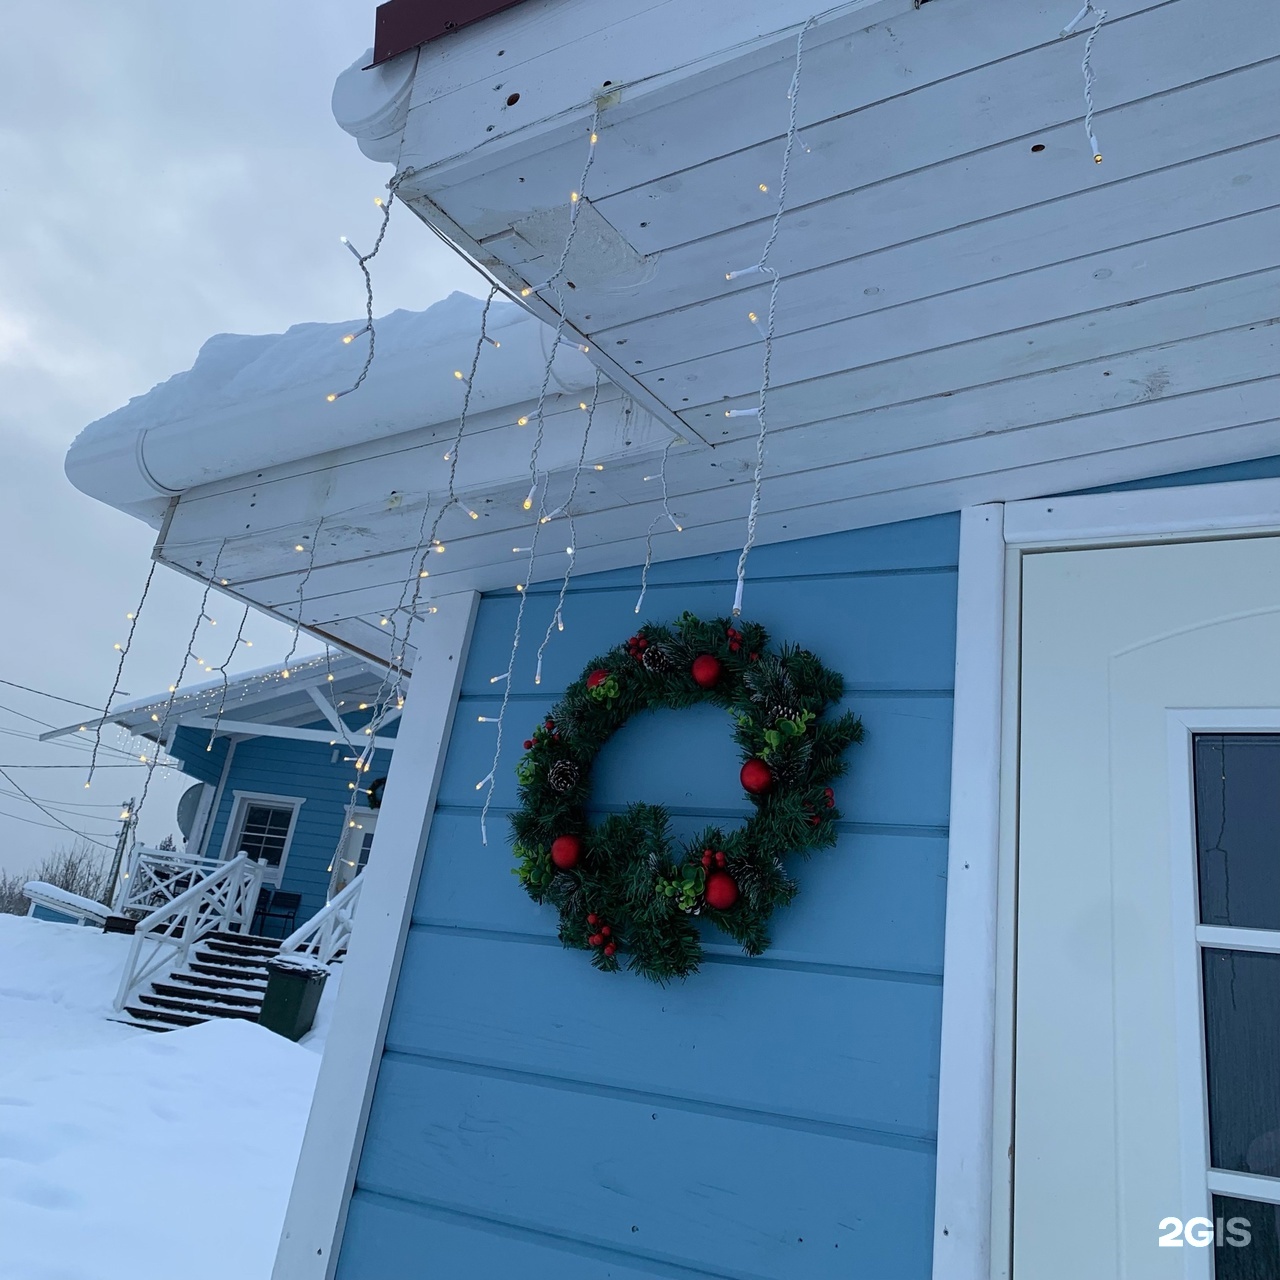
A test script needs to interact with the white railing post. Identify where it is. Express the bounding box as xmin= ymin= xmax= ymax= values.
xmin=278 ymin=876 xmax=364 ymax=966
xmin=112 ymin=853 xmax=265 ymax=1011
